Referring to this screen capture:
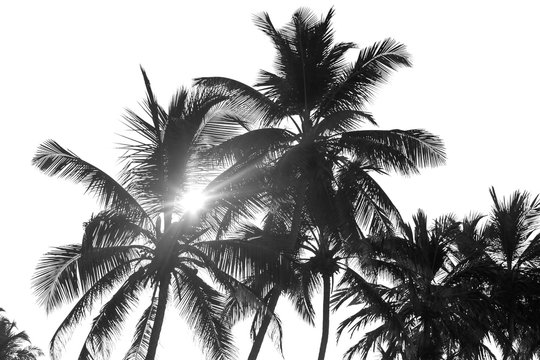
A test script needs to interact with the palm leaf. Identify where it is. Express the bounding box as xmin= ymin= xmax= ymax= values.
xmin=173 ymin=267 xmax=235 ymax=360
xmin=33 ymin=140 xmax=150 ymax=224
xmin=33 ymin=244 xmax=145 ymax=313
xmin=123 ymin=294 xmax=158 ymax=360
xmin=340 ymin=131 xmax=444 ymax=182
xmin=78 ymin=266 xmax=147 ymax=360
xmin=48 ymin=260 xmax=137 ymax=360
